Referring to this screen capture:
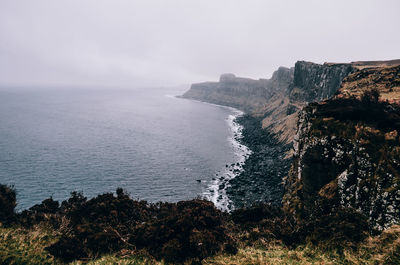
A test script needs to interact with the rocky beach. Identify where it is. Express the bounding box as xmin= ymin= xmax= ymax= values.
xmin=226 ymin=115 xmax=292 ymax=209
